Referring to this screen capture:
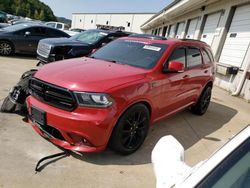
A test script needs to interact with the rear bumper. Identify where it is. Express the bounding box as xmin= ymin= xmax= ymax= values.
xmin=26 ymin=96 xmax=117 ymax=153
